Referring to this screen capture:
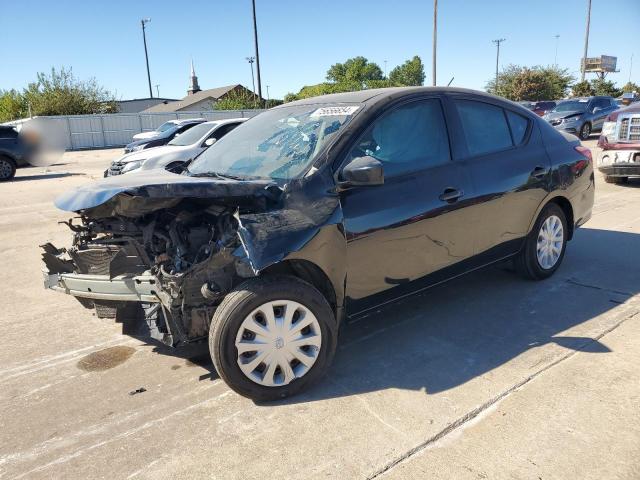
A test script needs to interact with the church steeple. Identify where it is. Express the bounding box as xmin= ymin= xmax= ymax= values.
xmin=188 ymin=59 xmax=201 ymax=95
